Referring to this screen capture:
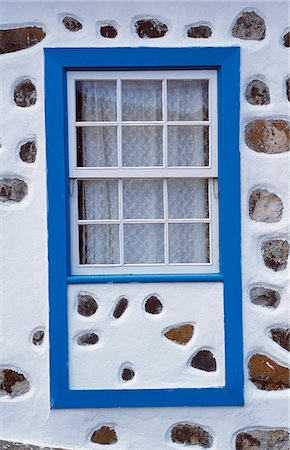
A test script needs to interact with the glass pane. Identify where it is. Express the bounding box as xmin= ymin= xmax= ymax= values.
xmin=169 ymin=223 xmax=209 ymax=263
xmin=77 ymin=127 xmax=117 ymax=167
xmin=79 ymin=224 xmax=120 ymax=264
xmin=76 ymin=80 xmax=117 ymax=121
xmin=168 ymin=125 xmax=209 ymax=166
xmin=122 ymin=126 xmax=163 ymax=167
xmin=122 ymin=80 xmax=162 ymax=121
xmin=78 ymin=180 xmax=118 ymax=220
xmin=168 ymin=179 xmax=209 ymax=219
xmin=124 ymin=224 xmax=164 ymax=264
xmin=167 ymin=79 xmax=208 ymax=121
xmin=123 ymin=179 xmax=163 ymax=219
